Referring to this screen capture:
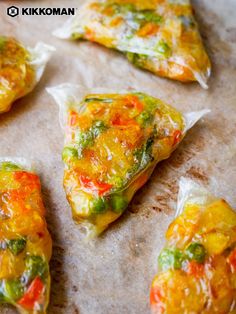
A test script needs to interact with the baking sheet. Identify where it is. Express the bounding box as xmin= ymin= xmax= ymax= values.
xmin=0 ymin=0 xmax=236 ymax=313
